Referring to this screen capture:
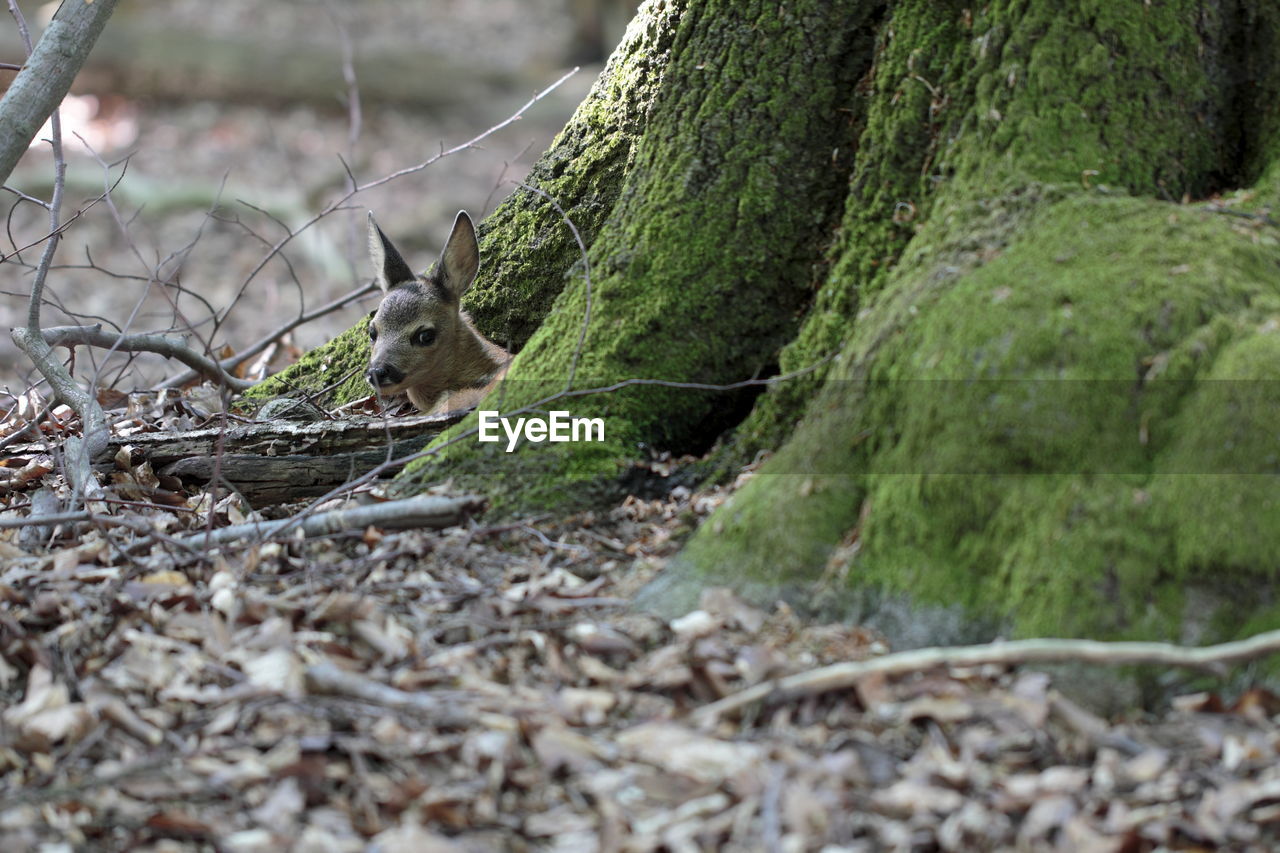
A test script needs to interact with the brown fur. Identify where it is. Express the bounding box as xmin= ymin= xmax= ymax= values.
xmin=365 ymin=211 xmax=510 ymax=414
